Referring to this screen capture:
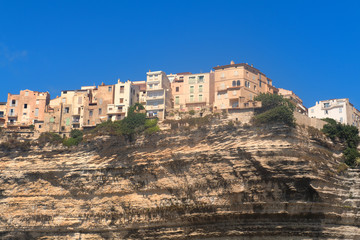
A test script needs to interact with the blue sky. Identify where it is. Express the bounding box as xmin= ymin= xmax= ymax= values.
xmin=0 ymin=0 xmax=359 ymax=108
